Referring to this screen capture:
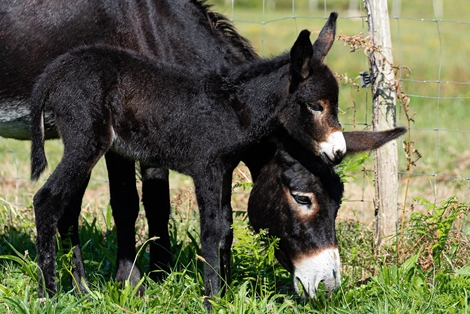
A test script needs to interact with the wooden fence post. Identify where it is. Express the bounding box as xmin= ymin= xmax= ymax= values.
xmin=363 ymin=0 xmax=399 ymax=247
